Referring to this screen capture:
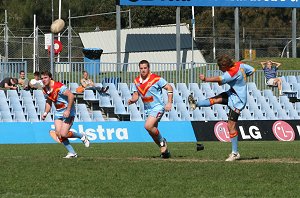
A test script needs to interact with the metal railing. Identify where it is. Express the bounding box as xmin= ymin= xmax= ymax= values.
xmin=1 ymin=61 xmax=299 ymax=95
xmin=0 ymin=61 xmax=27 ymax=80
